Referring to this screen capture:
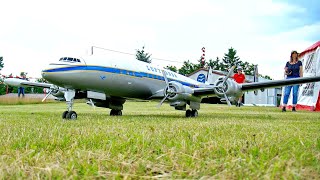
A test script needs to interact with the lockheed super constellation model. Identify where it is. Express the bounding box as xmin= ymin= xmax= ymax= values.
xmin=4 ymin=55 xmax=320 ymax=119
